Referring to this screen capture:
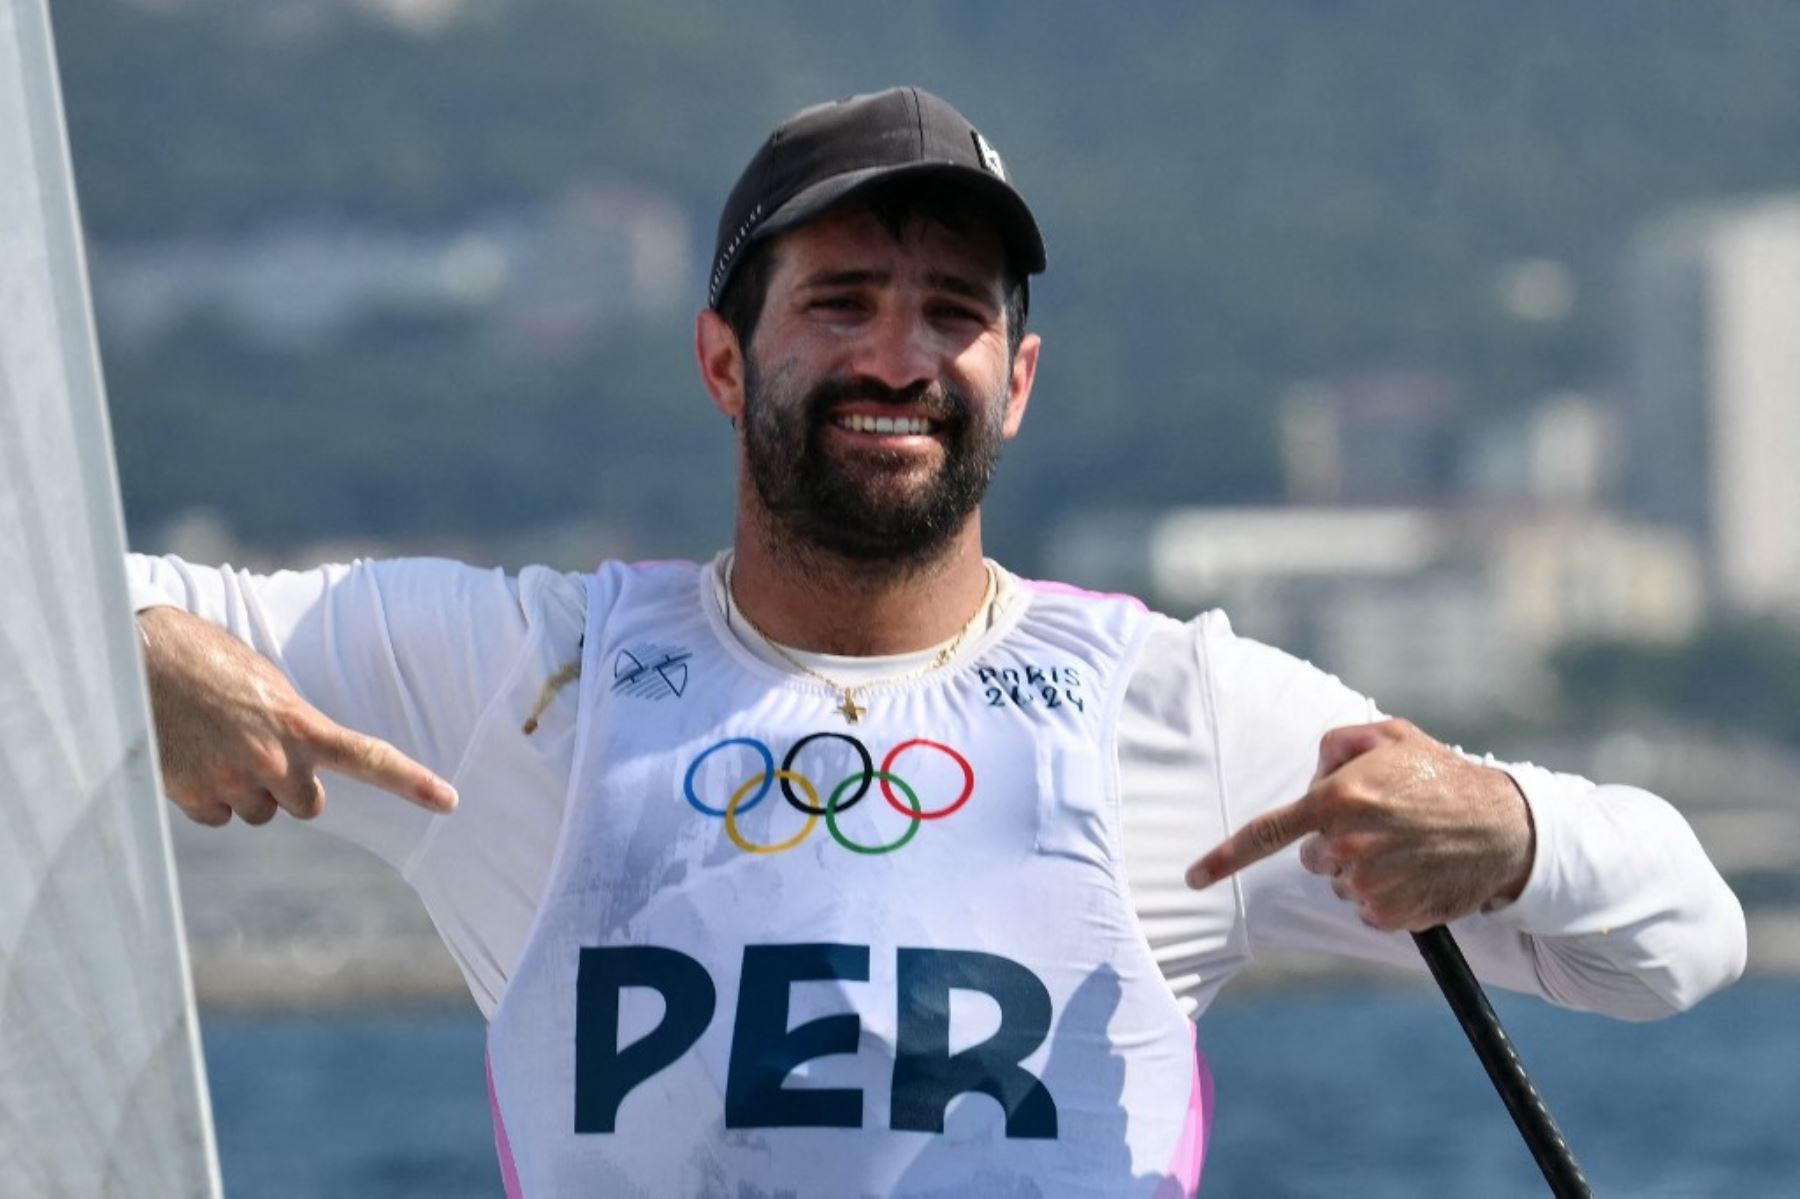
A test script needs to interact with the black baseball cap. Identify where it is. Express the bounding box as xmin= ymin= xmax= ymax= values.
xmin=707 ymin=86 xmax=1047 ymax=312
